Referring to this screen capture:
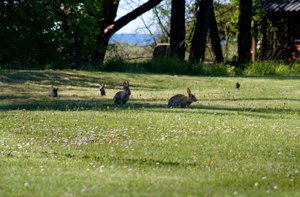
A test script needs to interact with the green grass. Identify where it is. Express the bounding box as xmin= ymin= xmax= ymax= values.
xmin=0 ymin=70 xmax=300 ymax=196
